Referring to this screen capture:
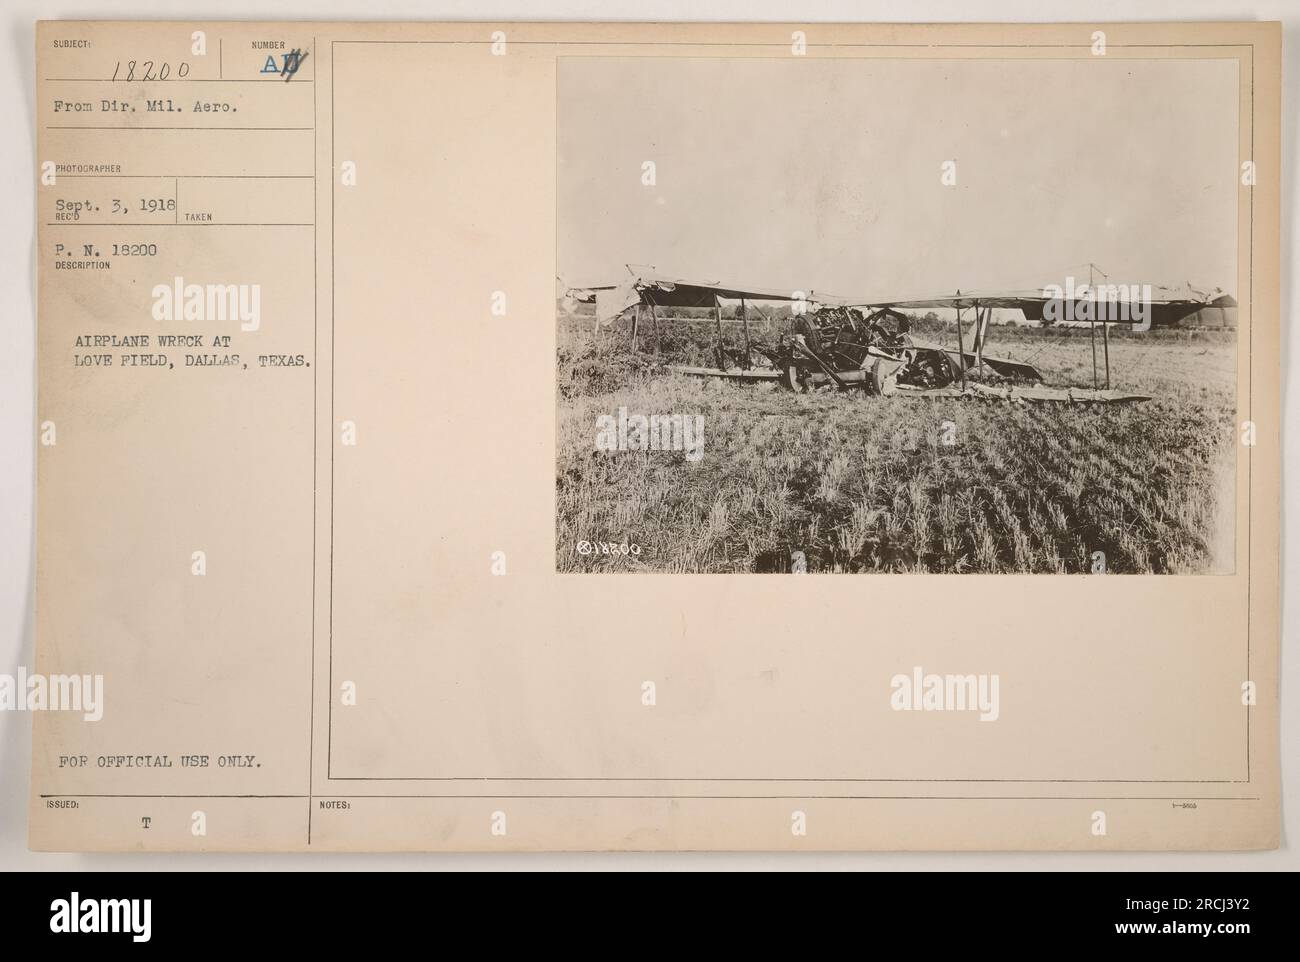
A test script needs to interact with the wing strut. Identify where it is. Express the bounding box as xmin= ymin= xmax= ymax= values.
xmin=649 ymin=298 xmax=661 ymax=354
xmin=954 ymin=299 xmax=967 ymax=391
xmin=1089 ymin=318 xmax=1098 ymax=389
xmin=1103 ymin=318 xmax=1111 ymax=389
xmin=740 ymin=298 xmax=752 ymax=369
xmin=713 ymin=295 xmax=725 ymax=370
